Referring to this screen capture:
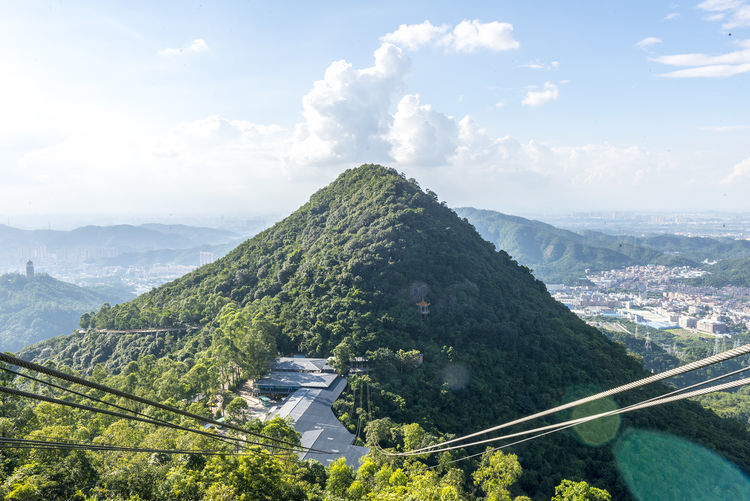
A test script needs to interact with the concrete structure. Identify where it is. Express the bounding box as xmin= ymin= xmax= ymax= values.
xmin=272 ymin=357 xmax=334 ymax=373
xmin=416 ymin=298 xmax=430 ymax=318
xmin=257 ymin=356 xmax=369 ymax=467
xmin=679 ymin=316 xmax=698 ymax=329
xmin=25 ymin=260 xmax=34 ymax=278
xmin=267 ymin=378 xmax=369 ymax=467
xmin=199 ymin=252 xmax=214 ymax=266
xmin=255 ymin=371 xmax=338 ymax=396
xmin=697 ymin=319 xmax=728 ymax=335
